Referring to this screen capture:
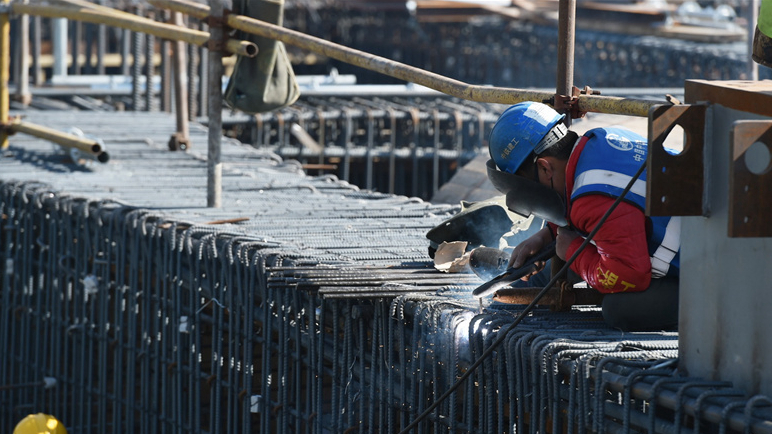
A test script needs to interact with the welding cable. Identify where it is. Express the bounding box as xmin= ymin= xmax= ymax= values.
xmin=398 ymin=159 xmax=648 ymax=434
